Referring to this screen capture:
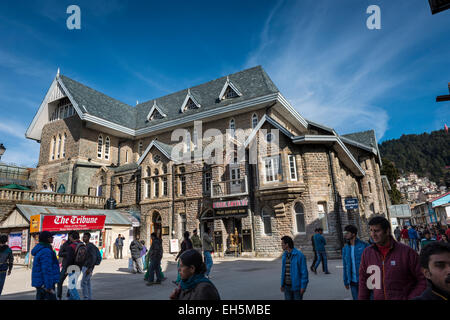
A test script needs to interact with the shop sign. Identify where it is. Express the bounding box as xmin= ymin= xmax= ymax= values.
xmin=213 ymin=199 xmax=248 ymax=209
xmin=345 ymin=198 xmax=359 ymax=210
xmin=215 ymin=208 xmax=247 ymax=215
xmin=21 ymin=229 xmax=29 ymax=253
xmin=42 ymin=215 xmax=106 ymax=232
xmin=8 ymin=233 xmax=22 ymax=251
xmin=30 ymin=215 xmax=41 ymax=233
